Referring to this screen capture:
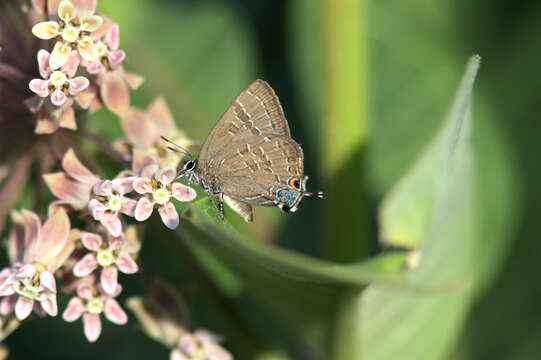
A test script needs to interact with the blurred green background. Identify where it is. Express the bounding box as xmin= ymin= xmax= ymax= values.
xmin=4 ymin=0 xmax=540 ymax=359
